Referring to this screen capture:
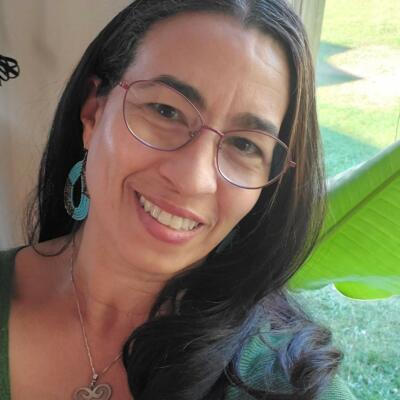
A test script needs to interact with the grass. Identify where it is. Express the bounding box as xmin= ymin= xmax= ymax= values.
xmin=318 ymin=101 xmax=398 ymax=176
xmin=316 ymin=0 xmax=400 ymax=178
xmin=321 ymin=126 xmax=379 ymax=177
xmin=302 ymin=1 xmax=400 ymax=398
xmin=321 ymin=0 xmax=400 ymax=47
